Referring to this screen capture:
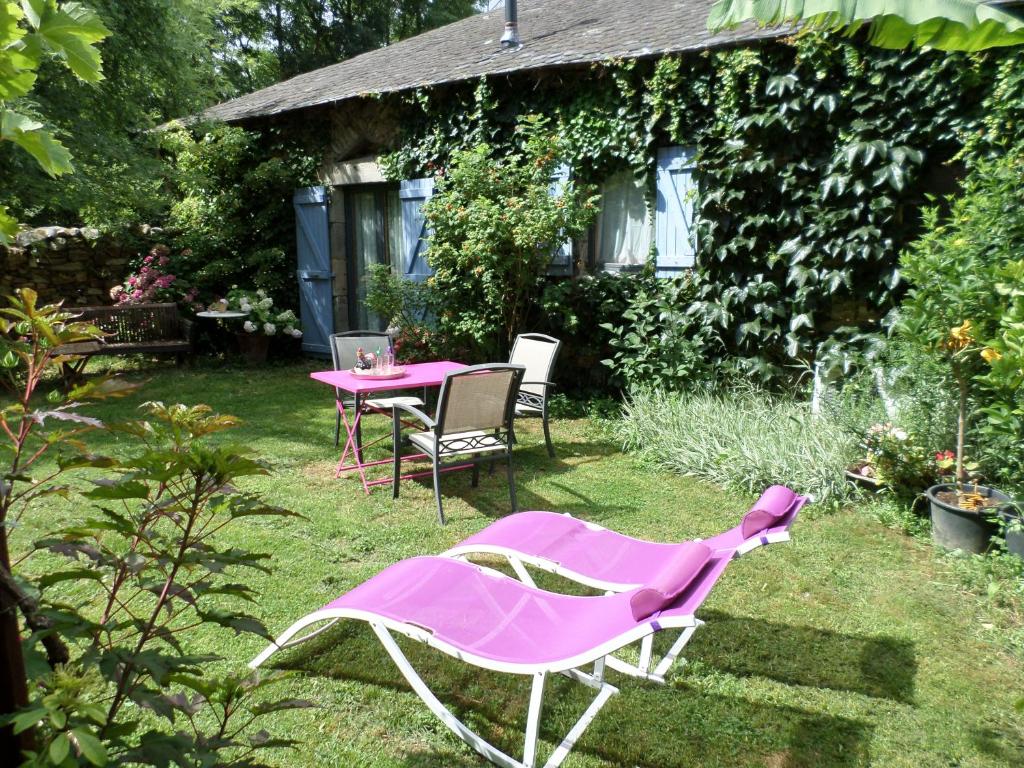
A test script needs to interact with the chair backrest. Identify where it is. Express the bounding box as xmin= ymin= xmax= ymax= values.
xmin=329 ymin=331 xmax=391 ymax=371
xmin=435 ymin=364 xmax=525 ymax=437
xmin=70 ymin=303 xmax=181 ymax=343
xmin=509 ymin=333 xmax=561 ymax=400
